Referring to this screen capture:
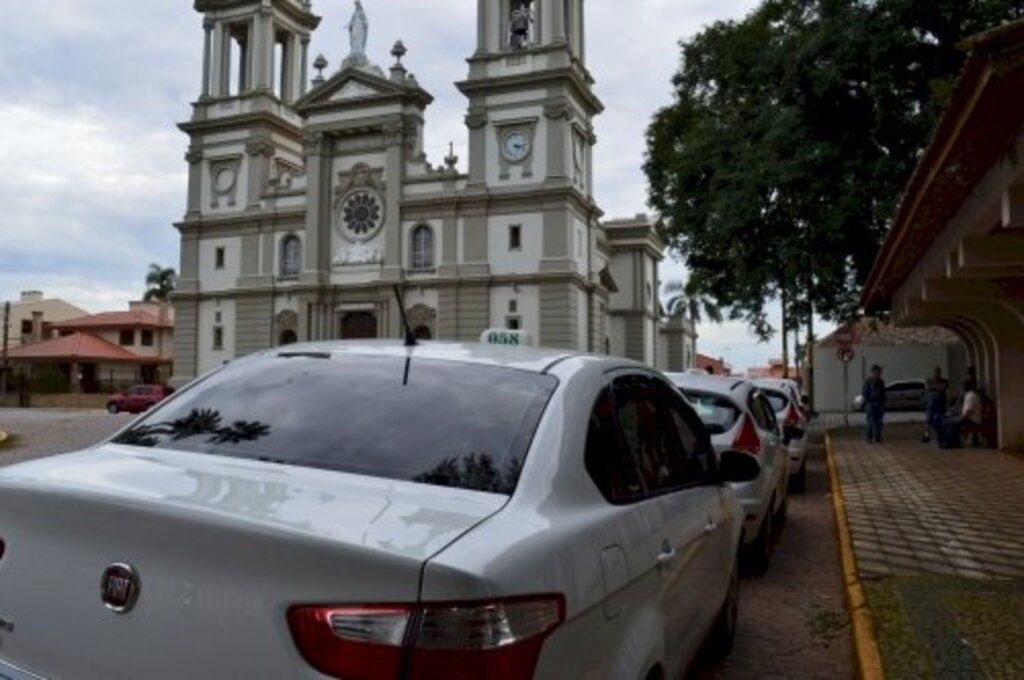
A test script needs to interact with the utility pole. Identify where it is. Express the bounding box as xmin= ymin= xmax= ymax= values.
xmin=1 ymin=301 xmax=10 ymax=394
